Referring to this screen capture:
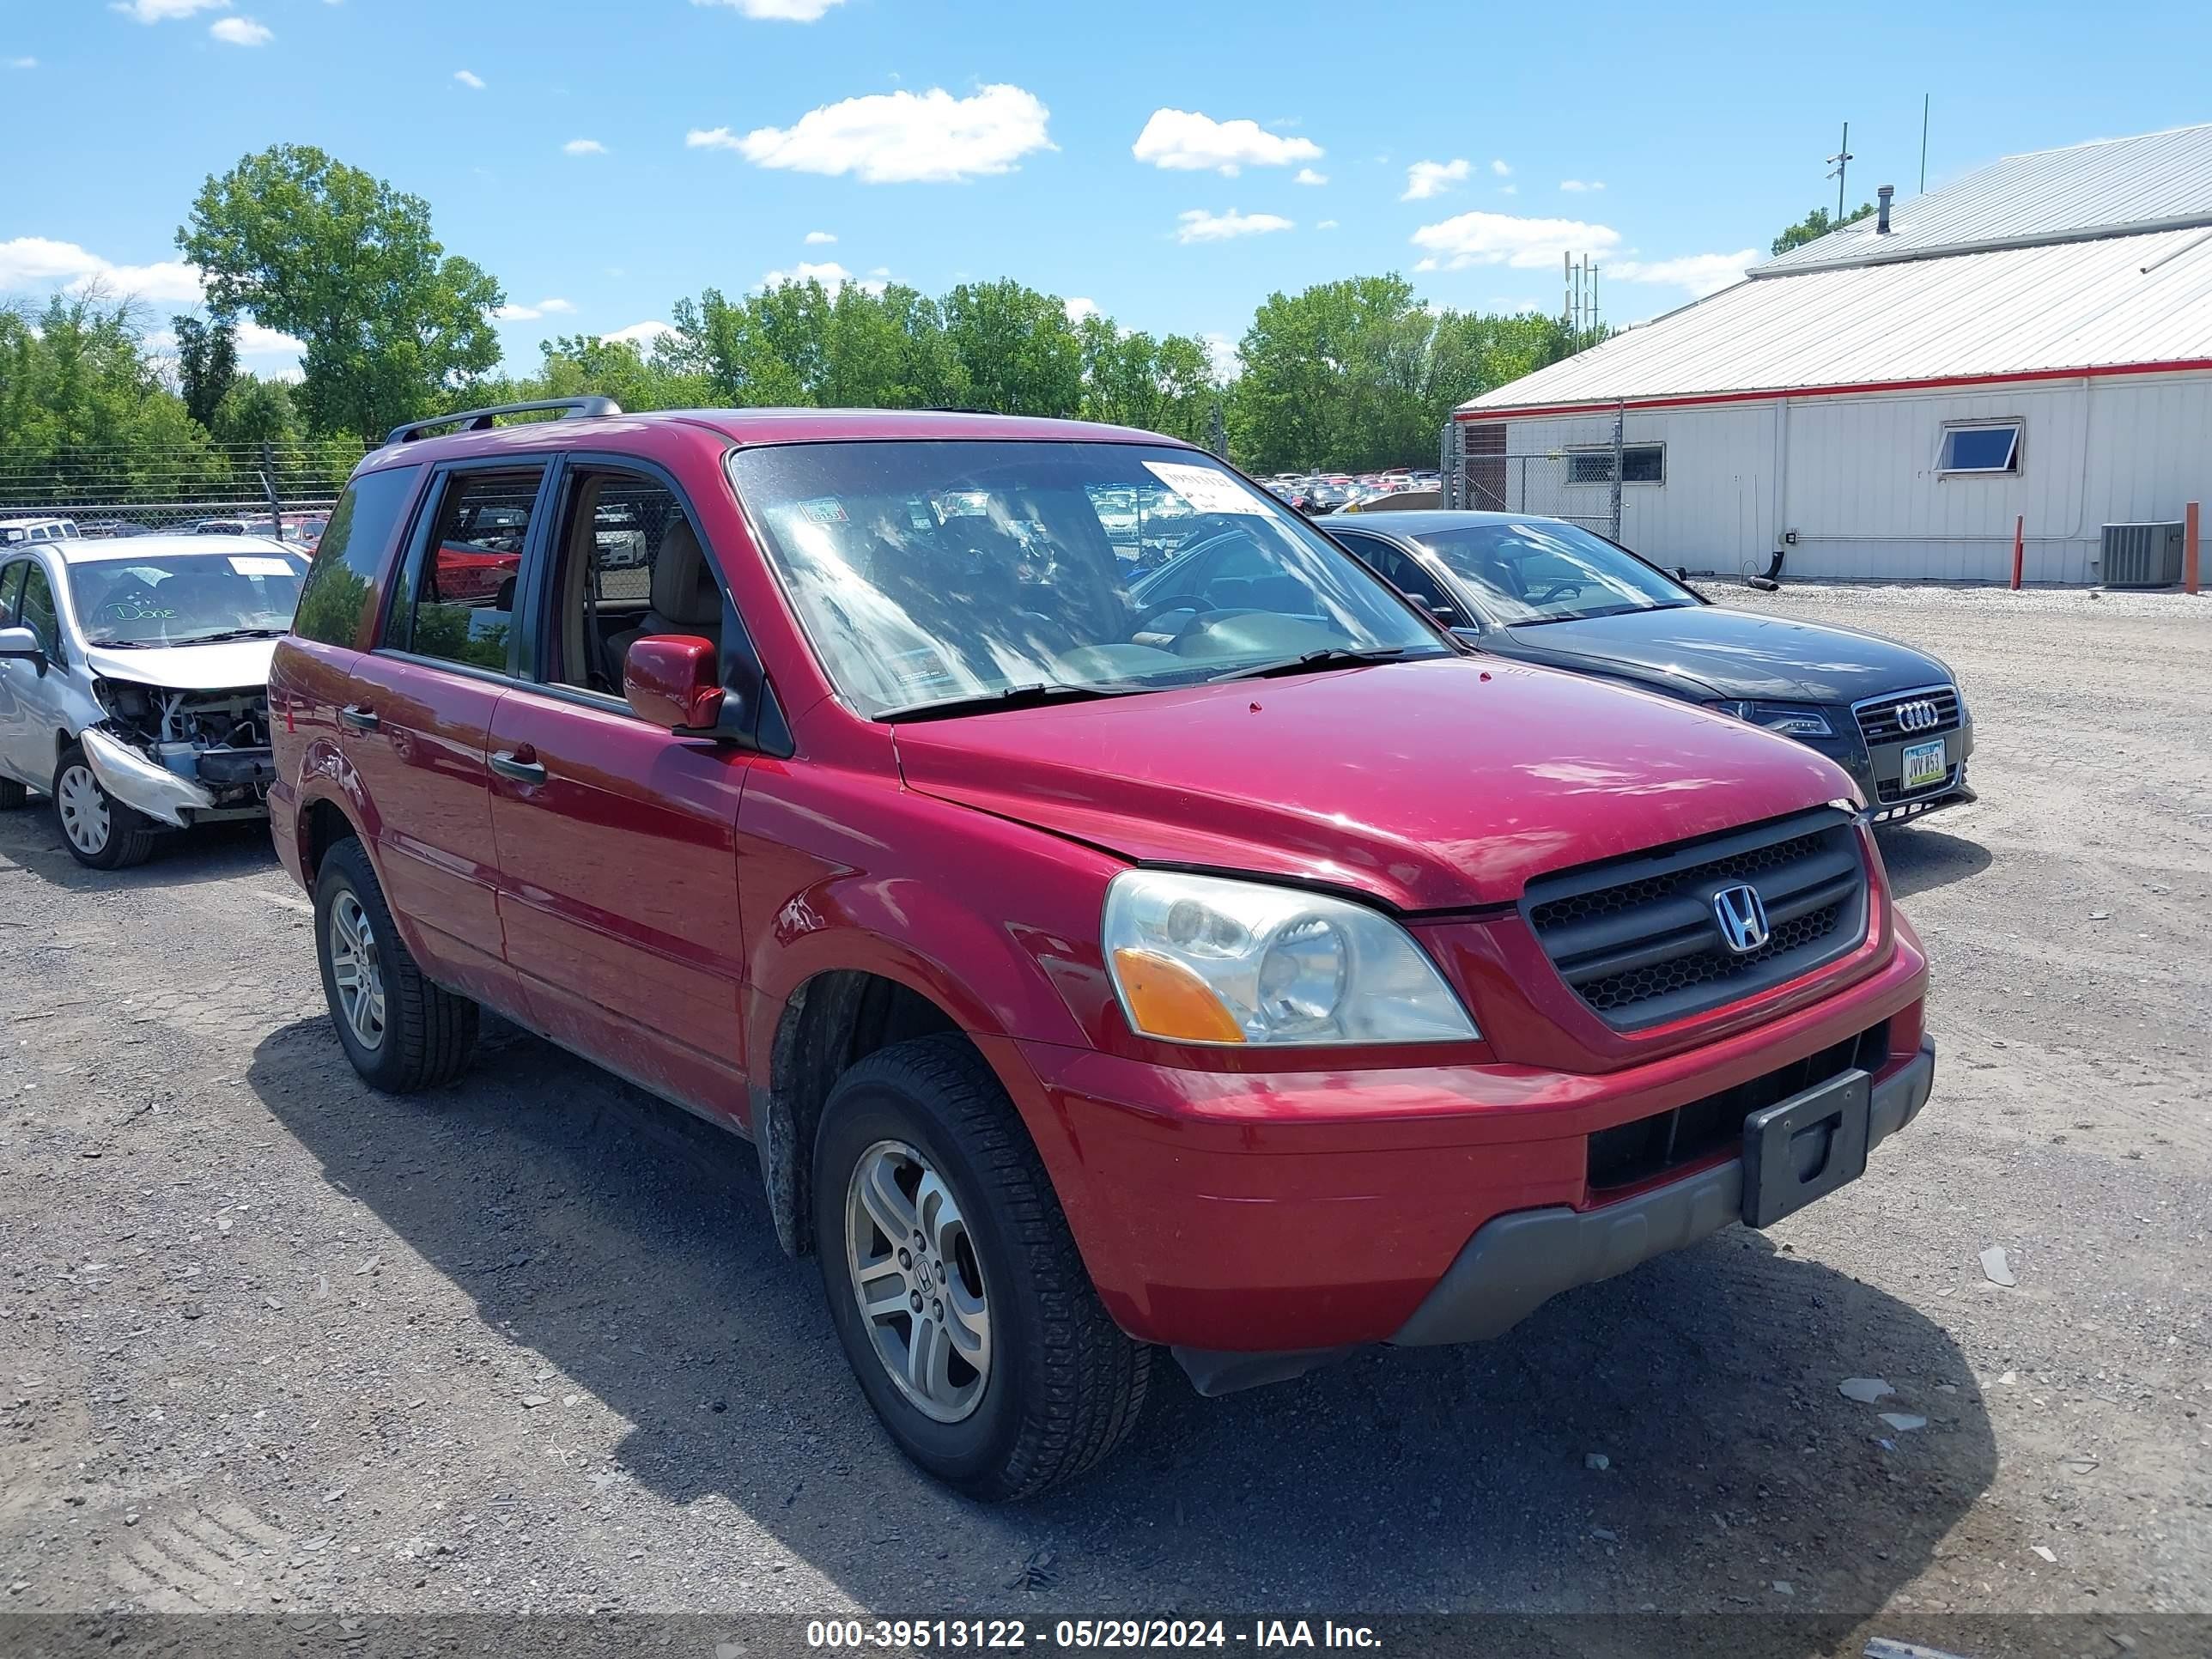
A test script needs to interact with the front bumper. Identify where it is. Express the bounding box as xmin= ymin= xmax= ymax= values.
xmin=1389 ymin=1035 xmax=1934 ymax=1348
xmin=81 ymin=726 xmax=215 ymax=828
